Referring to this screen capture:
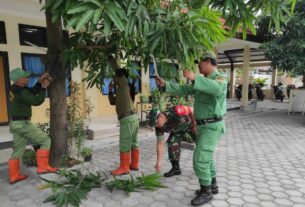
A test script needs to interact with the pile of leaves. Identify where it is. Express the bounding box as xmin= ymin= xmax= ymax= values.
xmin=39 ymin=170 xmax=105 ymax=207
xmin=106 ymin=173 xmax=165 ymax=193
xmin=39 ymin=169 xmax=165 ymax=207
